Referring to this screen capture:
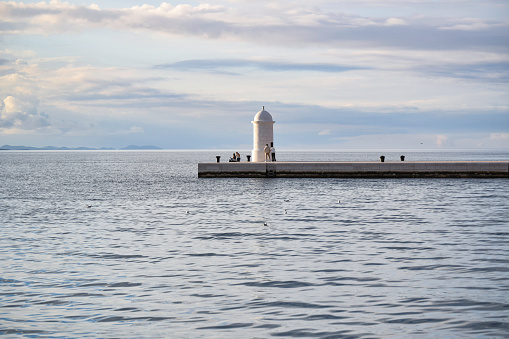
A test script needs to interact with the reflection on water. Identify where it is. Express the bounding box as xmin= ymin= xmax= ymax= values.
xmin=1 ymin=151 xmax=508 ymax=338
